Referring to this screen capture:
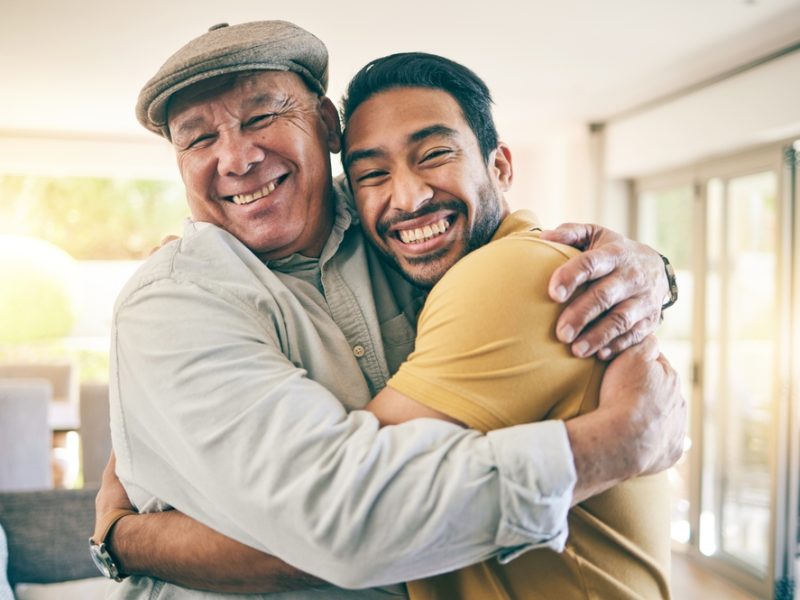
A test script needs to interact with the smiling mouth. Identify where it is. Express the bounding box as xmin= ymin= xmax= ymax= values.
xmin=227 ymin=174 xmax=288 ymax=205
xmin=394 ymin=217 xmax=452 ymax=245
